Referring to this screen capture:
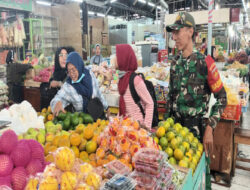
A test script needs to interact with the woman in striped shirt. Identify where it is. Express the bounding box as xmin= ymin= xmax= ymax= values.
xmin=112 ymin=44 xmax=154 ymax=130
